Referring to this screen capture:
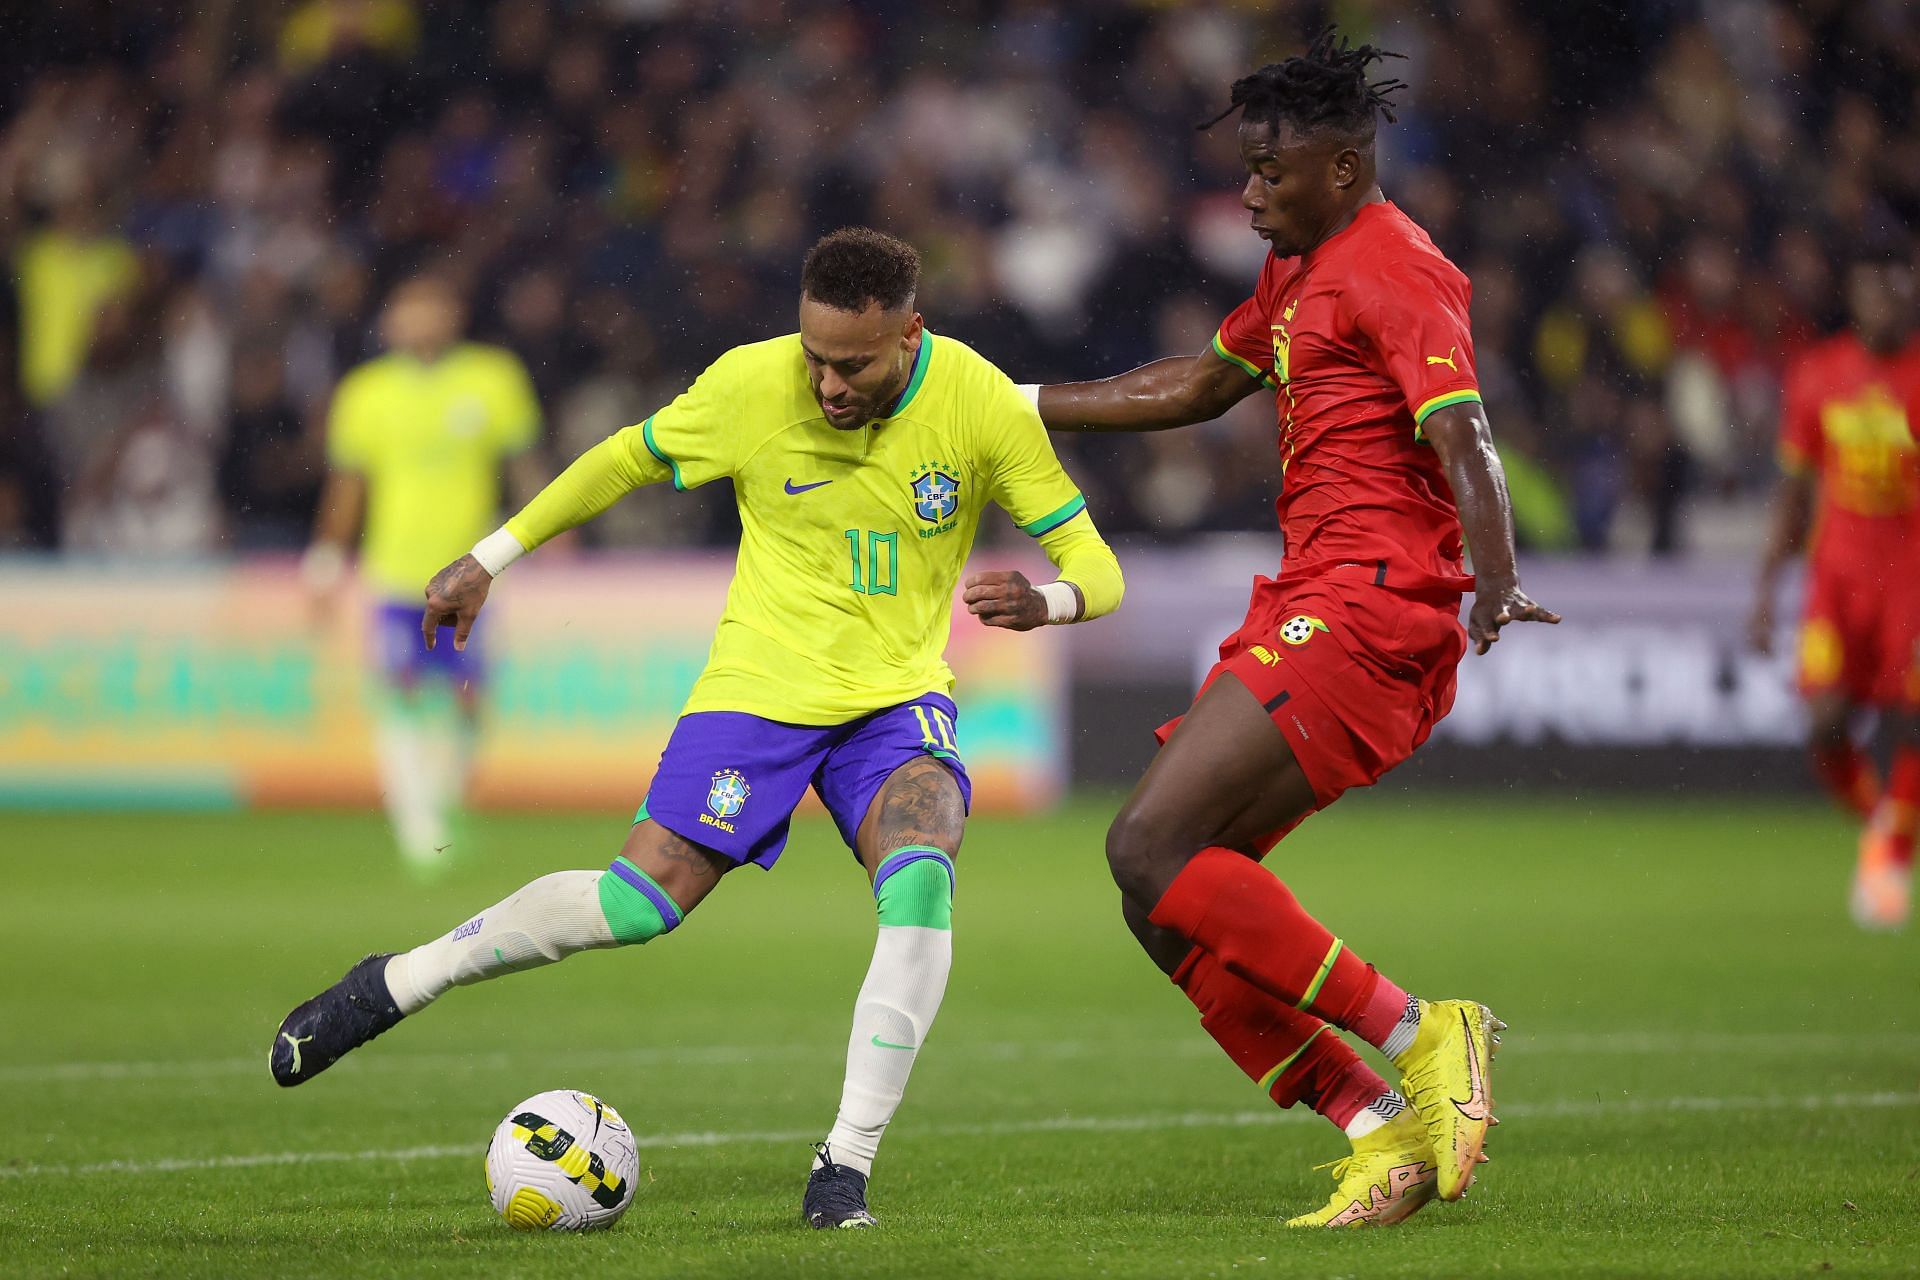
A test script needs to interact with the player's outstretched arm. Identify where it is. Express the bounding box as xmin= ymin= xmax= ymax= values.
xmin=1748 ymin=470 xmax=1814 ymax=655
xmin=1423 ymin=402 xmax=1560 ymax=655
xmin=421 ymin=426 xmax=670 ymax=650
xmin=301 ymin=469 xmax=365 ymax=618
xmin=1030 ymin=346 xmax=1264 ymax=433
